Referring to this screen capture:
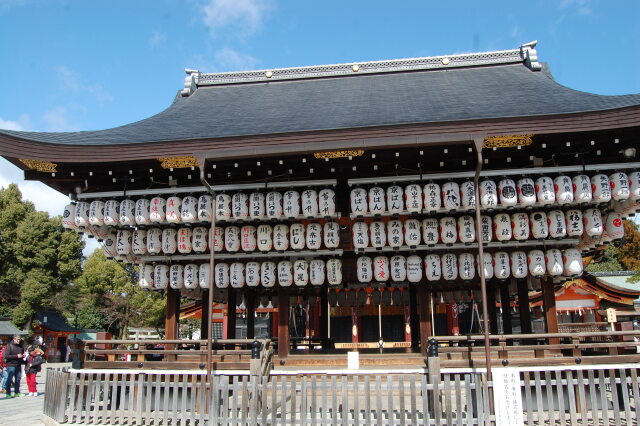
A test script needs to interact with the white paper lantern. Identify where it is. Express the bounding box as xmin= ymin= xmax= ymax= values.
xmin=458 ymin=253 xmax=475 ymax=281
xmin=494 ymin=213 xmax=512 ymax=241
xmin=390 ymin=255 xmax=407 ymax=282
xmin=93 ymin=225 xmax=110 ymax=240
xmin=139 ymin=264 xmax=154 ymax=289
xmin=498 ymin=178 xmax=518 ymax=207
xmin=191 ymin=227 xmax=208 ymax=253
xmin=116 ymin=230 xmax=132 ymax=255
xmin=103 ymin=200 xmax=120 ymax=226
xmin=249 ymin=192 xmax=266 ymax=220
xmin=565 ymin=210 xmax=584 ymax=237
xmin=440 ymin=216 xmax=458 ymax=244
xmin=460 ymin=181 xmax=476 ymax=209
xmin=257 ymin=224 xmax=273 ymax=252
xmin=318 ymin=188 xmax=336 ymax=217
xmin=421 ymin=218 xmax=439 ymax=246
xmin=240 ymin=225 xmax=257 ymax=252
xmin=289 ymin=223 xmax=306 ymax=250
xmin=306 ymin=223 xmax=322 ymax=250
xmin=457 ymin=215 xmax=476 ymax=243
xmin=405 ymin=183 xmax=423 ymax=213
xmin=591 ymin=174 xmax=611 ymax=203
xmin=368 ymin=221 xmax=385 ymax=248
xmin=350 ymin=188 xmax=368 ymax=215
xmin=543 ymin=250 xmax=564 ymax=278
xmin=629 ymin=172 xmax=640 ymax=201
xmin=184 ymin=264 xmax=199 ymax=289
xmin=493 ymin=252 xmax=510 ymax=280
xmin=530 ymin=211 xmax=549 ymax=239
xmin=232 ymin=193 xmax=249 ymax=219
xmin=180 ymin=196 xmax=198 ymax=223
xmin=477 ymin=252 xmax=493 ymax=280
xmin=527 ymin=250 xmax=546 ymax=278
xmin=149 ymin=197 xmax=166 ymax=223
xmin=133 ymin=199 xmax=150 ymax=225
xmin=517 ymin=177 xmax=537 ymax=206
xmin=479 ymin=179 xmax=498 ymax=208
xmin=442 ymin=182 xmax=461 ymax=210
xmin=387 ymin=220 xmax=404 ymax=247
xmin=224 ymin=226 xmax=241 ymax=252
xmin=293 ymin=259 xmax=309 ymax=286
xmin=147 ymin=228 xmax=162 ymax=254
xmin=74 ymin=201 xmax=91 ymax=228
xmin=548 ymin=210 xmax=567 ymax=238
xmin=214 ymin=263 xmax=229 ymax=289
xmin=230 ymin=262 xmax=245 ymax=288
xmin=352 ymin=221 xmax=369 ymax=249
xmin=266 ymin=191 xmax=283 ymax=219
xmin=441 ymin=253 xmax=458 ymax=281
xmin=62 ymin=203 xmax=77 ymax=230
xmin=301 ymin=189 xmax=319 ymax=218
xmin=103 ymin=232 xmax=117 ymax=258
xmin=583 ymin=208 xmax=603 ymax=237
xmin=406 ymin=255 xmax=422 ymax=283
xmin=212 ymin=226 xmax=223 ymax=252
xmin=215 ymin=194 xmax=232 ymax=221
xmin=535 ymin=176 xmax=556 ymax=205
xmin=246 ymin=261 xmax=260 ymax=287
xmin=572 ymin=175 xmax=593 ymax=204
xmin=510 ymin=251 xmax=528 ymax=279
xmin=166 ymin=196 xmax=182 ymax=224
xmin=372 ymin=256 xmax=390 ymax=282
xmin=88 ymin=200 xmax=105 ymax=226
xmin=162 ymin=228 xmax=177 ymax=254
xmin=283 ymin=190 xmax=300 ymax=218
xmin=177 ymin=228 xmax=193 ymax=253
xmin=386 ymin=185 xmax=404 ymax=214
xmin=326 ymin=259 xmax=342 ymax=285
xmin=563 ymin=249 xmax=583 ymax=277
xmin=553 ymin=176 xmax=574 ymax=205
xmin=169 ymin=264 xmax=184 ymax=289
xmin=323 ymin=222 xmax=340 ymax=249
xmin=609 ymin=172 xmax=630 ymax=201
xmin=153 ymin=264 xmax=169 ymax=290
xmin=132 ymin=229 xmax=147 ymax=255
xmin=310 ymin=259 xmax=326 ymax=286
xmin=511 ymin=212 xmax=530 ymax=241
xmin=273 ymin=224 xmax=290 ymax=251
xmin=277 ymin=261 xmax=293 ymax=287
xmin=404 ymin=219 xmax=421 ymax=246
xmin=603 ymin=212 xmax=624 ymax=242
xmin=117 ymin=200 xmax=136 ymax=227
xmin=197 ymin=195 xmax=213 ymax=223
xmin=424 ymin=254 xmax=442 ymax=282
xmin=357 ymin=256 xmax=373 ymax=283
xmin=480 ymin=215 xmax=492 ymax=242
xmin=260 ymin=262 xmax=276 ymax=287
xmin=368 ymin=186 xmax=386 ymax=214
xmin=423 ymin=183 xmax=442 ymax=212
